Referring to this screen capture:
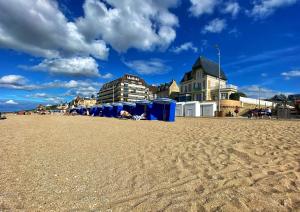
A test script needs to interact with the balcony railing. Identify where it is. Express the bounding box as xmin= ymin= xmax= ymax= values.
xmin=212 ymin=84 xmax=238 ymax=90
